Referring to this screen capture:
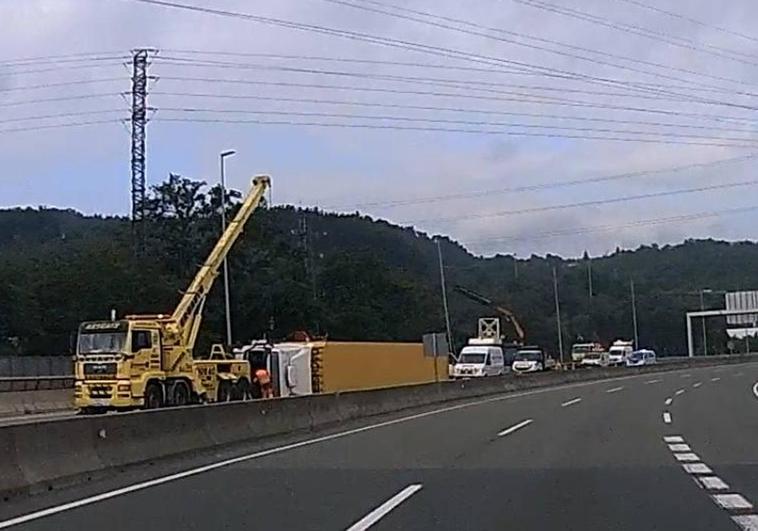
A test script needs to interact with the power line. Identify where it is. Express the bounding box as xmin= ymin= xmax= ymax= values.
xmin=151 ymin=91 xmax=758 ymax=132
xmin=401 ymin=179 xmax=758 ymax=225
xmin=124 ymin=0 xmax=746 ymax=107
xmin=609 ymin=0 xmax=758 ymax=46
xmin=465 ymin=205 xmax=758 ymax=246
xmin=0 ymin=109 xmax=127 ymax=125
xmin=0 ymin=118 xmax=126 ymax=134
xmin=162 ymin=48 xmax=758 ymax=97
xmin=319 ymin=154 xmax=757 ymax=210
xmin=156 ymin=56 xmax=758 ymax=108
xmin=153 ymin=116 xmax=758 ymax=148
xmin=157 ymin=106 xmax=758 ymax=144
xmin=510 ymin=0 xmax=758 ymax=67
xmin=320 ymin=0 xmax=757 ymax=104
xmin=155 ymin=57 xmax=721 ymax=105
xmin=2 ymin=60 xmax=129 ymax=76
xmin=0 ymin=92 xmax=124 ymax=108
xmin=0 ymin=77 xmax=126 ymax=93
xmin=332 ymin=0 xmax=758 ymax=91
xmin=0 ymin=52 xmax=125 ymax=67
xmin=156 ymin=76 xmax=758 ymax=125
